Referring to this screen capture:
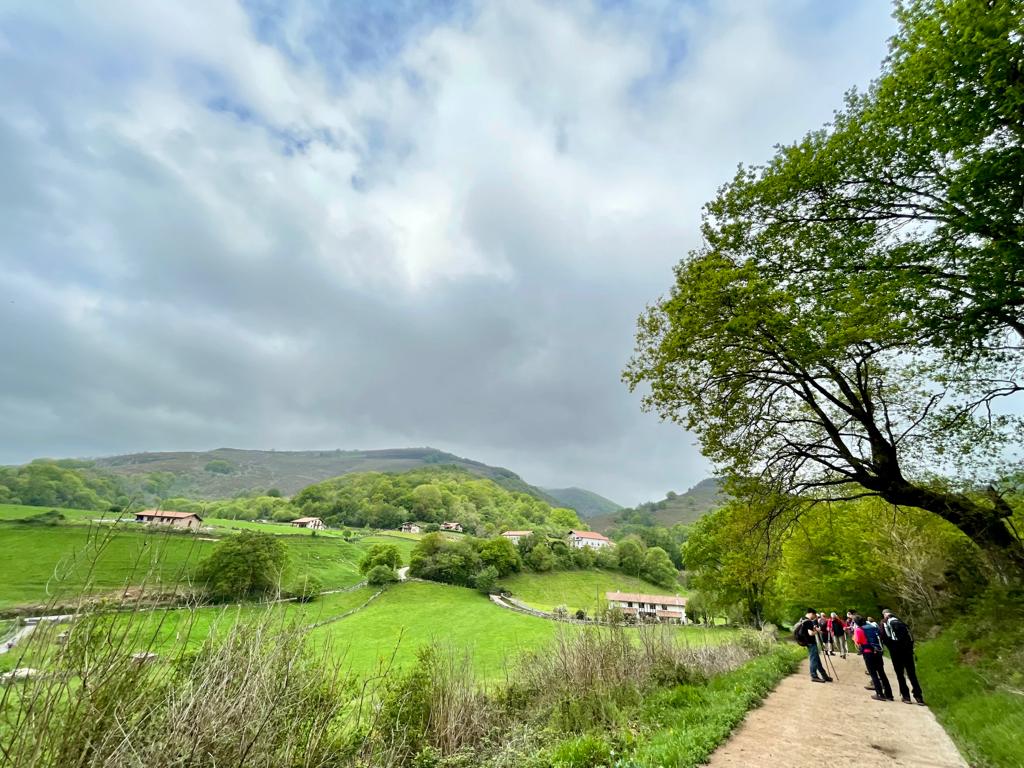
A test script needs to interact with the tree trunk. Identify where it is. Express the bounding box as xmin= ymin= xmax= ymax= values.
xmin=873 ymin=480 xmax=1024 ymax=580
